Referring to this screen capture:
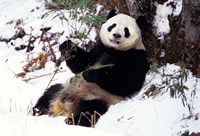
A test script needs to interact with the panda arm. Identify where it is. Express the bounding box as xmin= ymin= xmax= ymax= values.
xmin=82 ymin=66 xmax=115 ymax=88
xmin=65 ymin=47 xmax=95 ymax=74
xmin=82 ymin=50 xmax=150 ymax=96
xmin=60 ymin=40 xmax=100 ymax=74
